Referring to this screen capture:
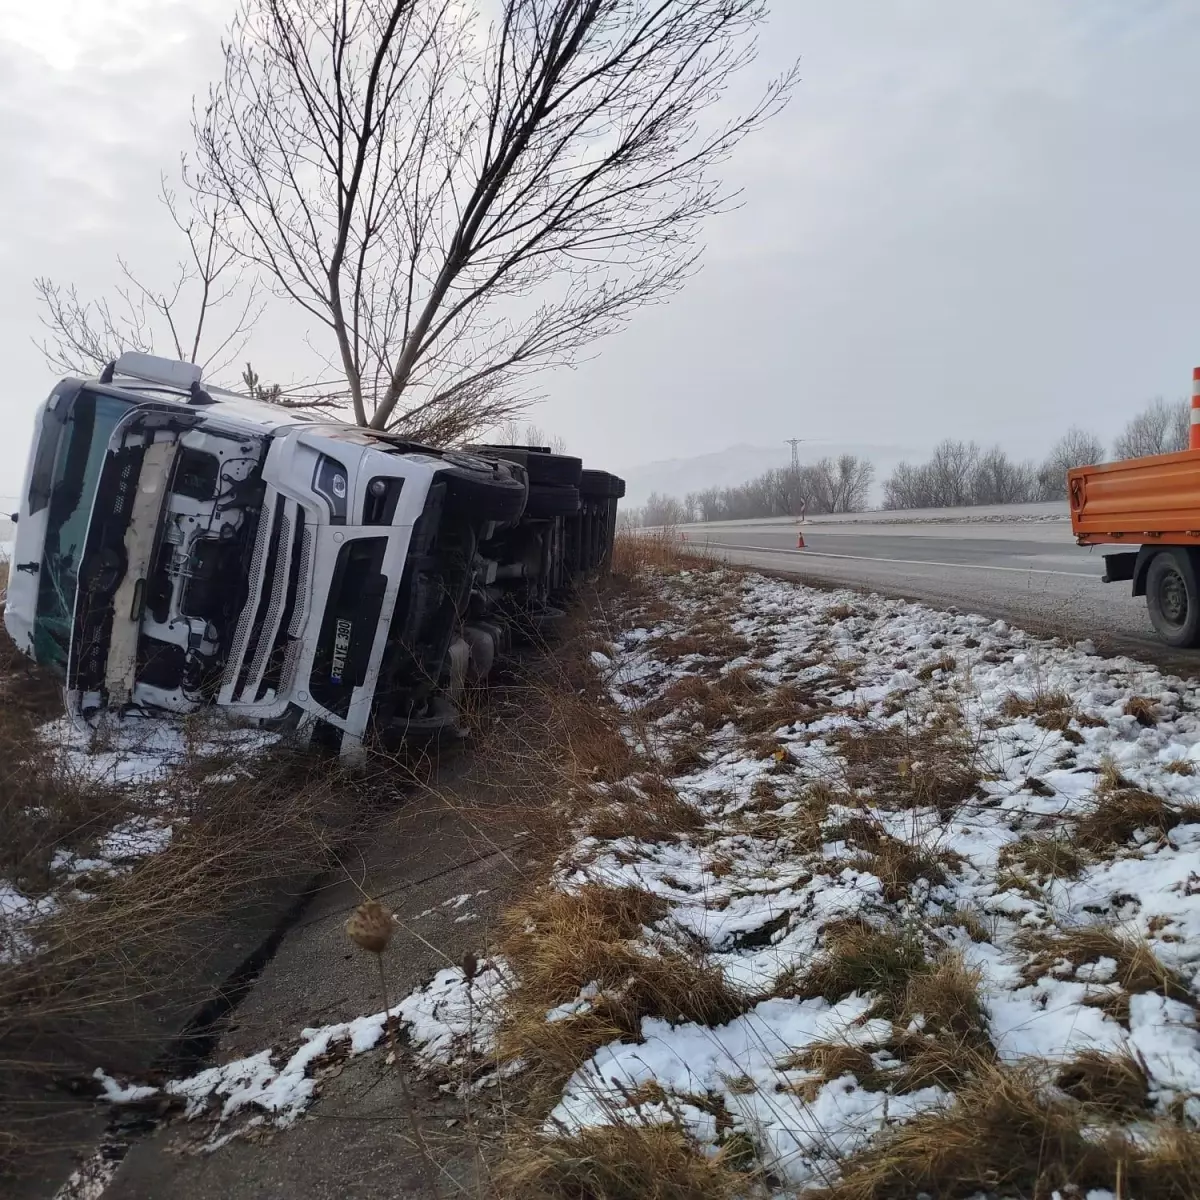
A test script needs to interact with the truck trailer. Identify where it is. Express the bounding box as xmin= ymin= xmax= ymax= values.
xmin=4 ymin=352 xmax=624 ymax=756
